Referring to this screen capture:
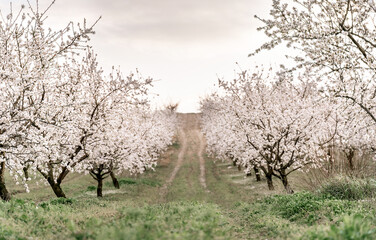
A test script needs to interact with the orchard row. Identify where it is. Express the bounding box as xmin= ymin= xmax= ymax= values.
xmin=201 ymin=0 xmax=376 ymax=193
xmin=0 ymin=2 xmax=177 ymax=200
